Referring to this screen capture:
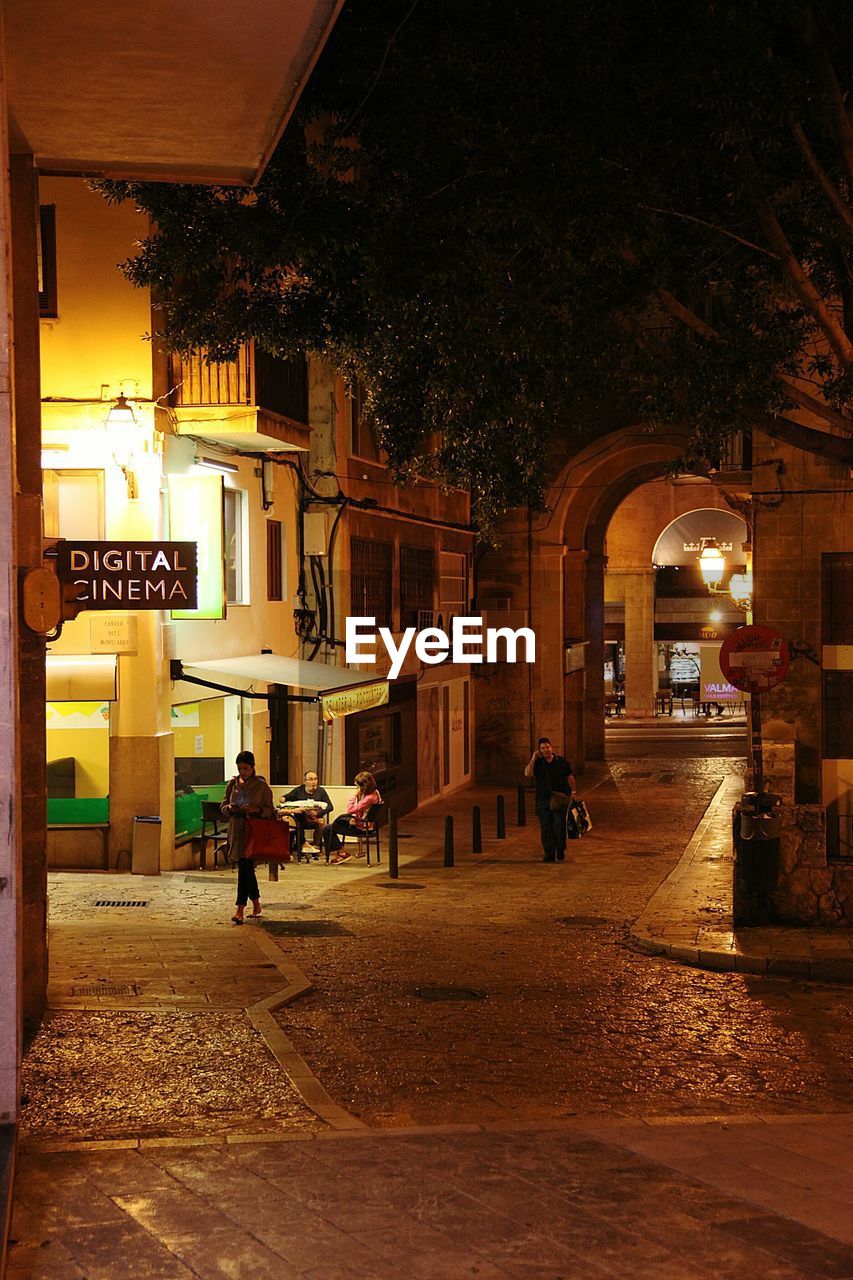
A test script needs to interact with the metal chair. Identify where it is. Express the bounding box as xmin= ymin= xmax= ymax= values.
xmin=200 ymin=801 xmax=230 ymax=869
xmin=340 ymin=803 xmax=383 ymax=866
